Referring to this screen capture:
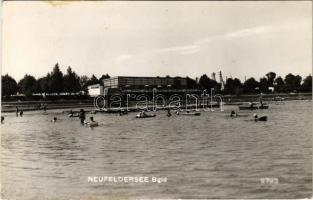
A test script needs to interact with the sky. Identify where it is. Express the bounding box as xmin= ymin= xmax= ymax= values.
xmin=2 ymin=1 xmax=312 ymax=82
